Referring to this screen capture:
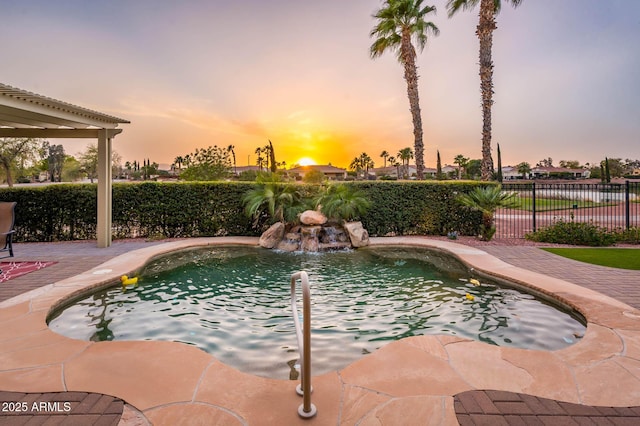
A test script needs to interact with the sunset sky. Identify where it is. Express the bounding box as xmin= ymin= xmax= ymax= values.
xmin=3 ymin=0 xmax=639 ymax=170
